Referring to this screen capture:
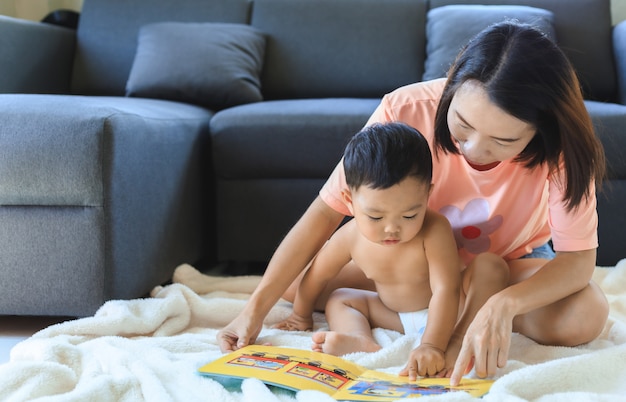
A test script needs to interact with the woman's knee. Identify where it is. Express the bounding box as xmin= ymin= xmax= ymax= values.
xmin=465 ymin=253 xmax=510 ymax=286
xmin=517 ymin=282 xmax=609 ymax=346
xmin=557 ymin=282 xmax=609 ymax=346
